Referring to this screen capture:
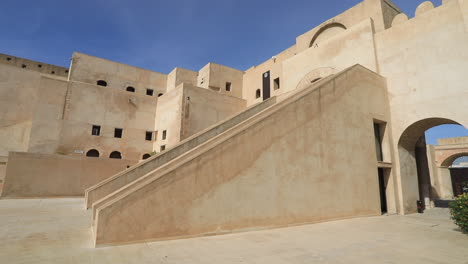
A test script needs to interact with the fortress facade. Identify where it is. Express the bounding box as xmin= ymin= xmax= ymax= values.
xmin=0 ymin=0 xmax=467 ymax=246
